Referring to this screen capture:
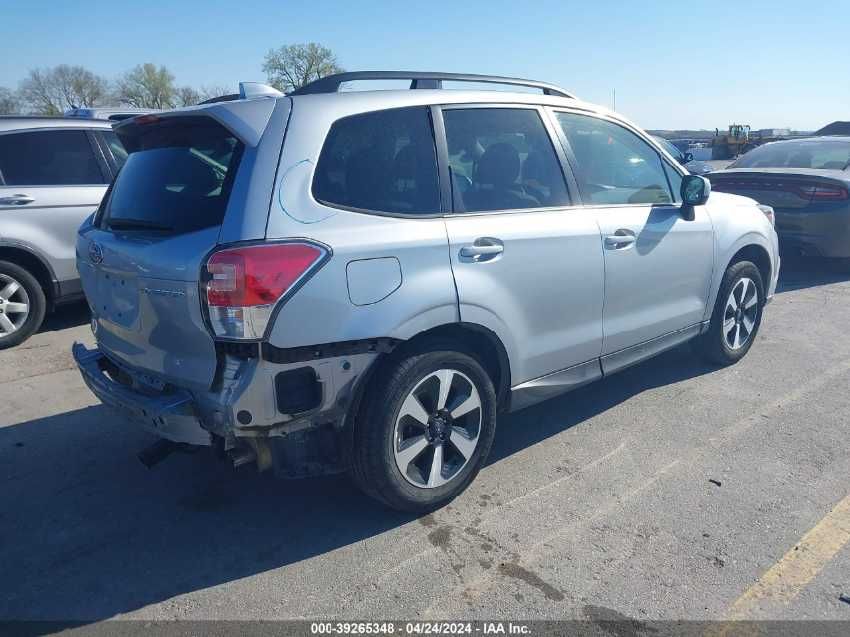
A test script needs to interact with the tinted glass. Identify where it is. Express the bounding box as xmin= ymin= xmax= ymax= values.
xmin=443 ymin=108 xmax=569 ymax=212
xmin=731 ymin=139 xmax=850 ymax=170
xmin=313 ymin=107 xmax=439 ymax=215
xmin=556 ymin=113 xmax=673 ymax=205
xmin=102 ymin=130 xmax=128 ymax=169
xmin=0 ymin=129 xmax=104 ymax=186
xmin=663 ymin=161 xmax=683 ymax=203
xmin=105 ymin=120 xmax=242 ymax=234
xmin=654 ymin=136 xmax=684 ymax=162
